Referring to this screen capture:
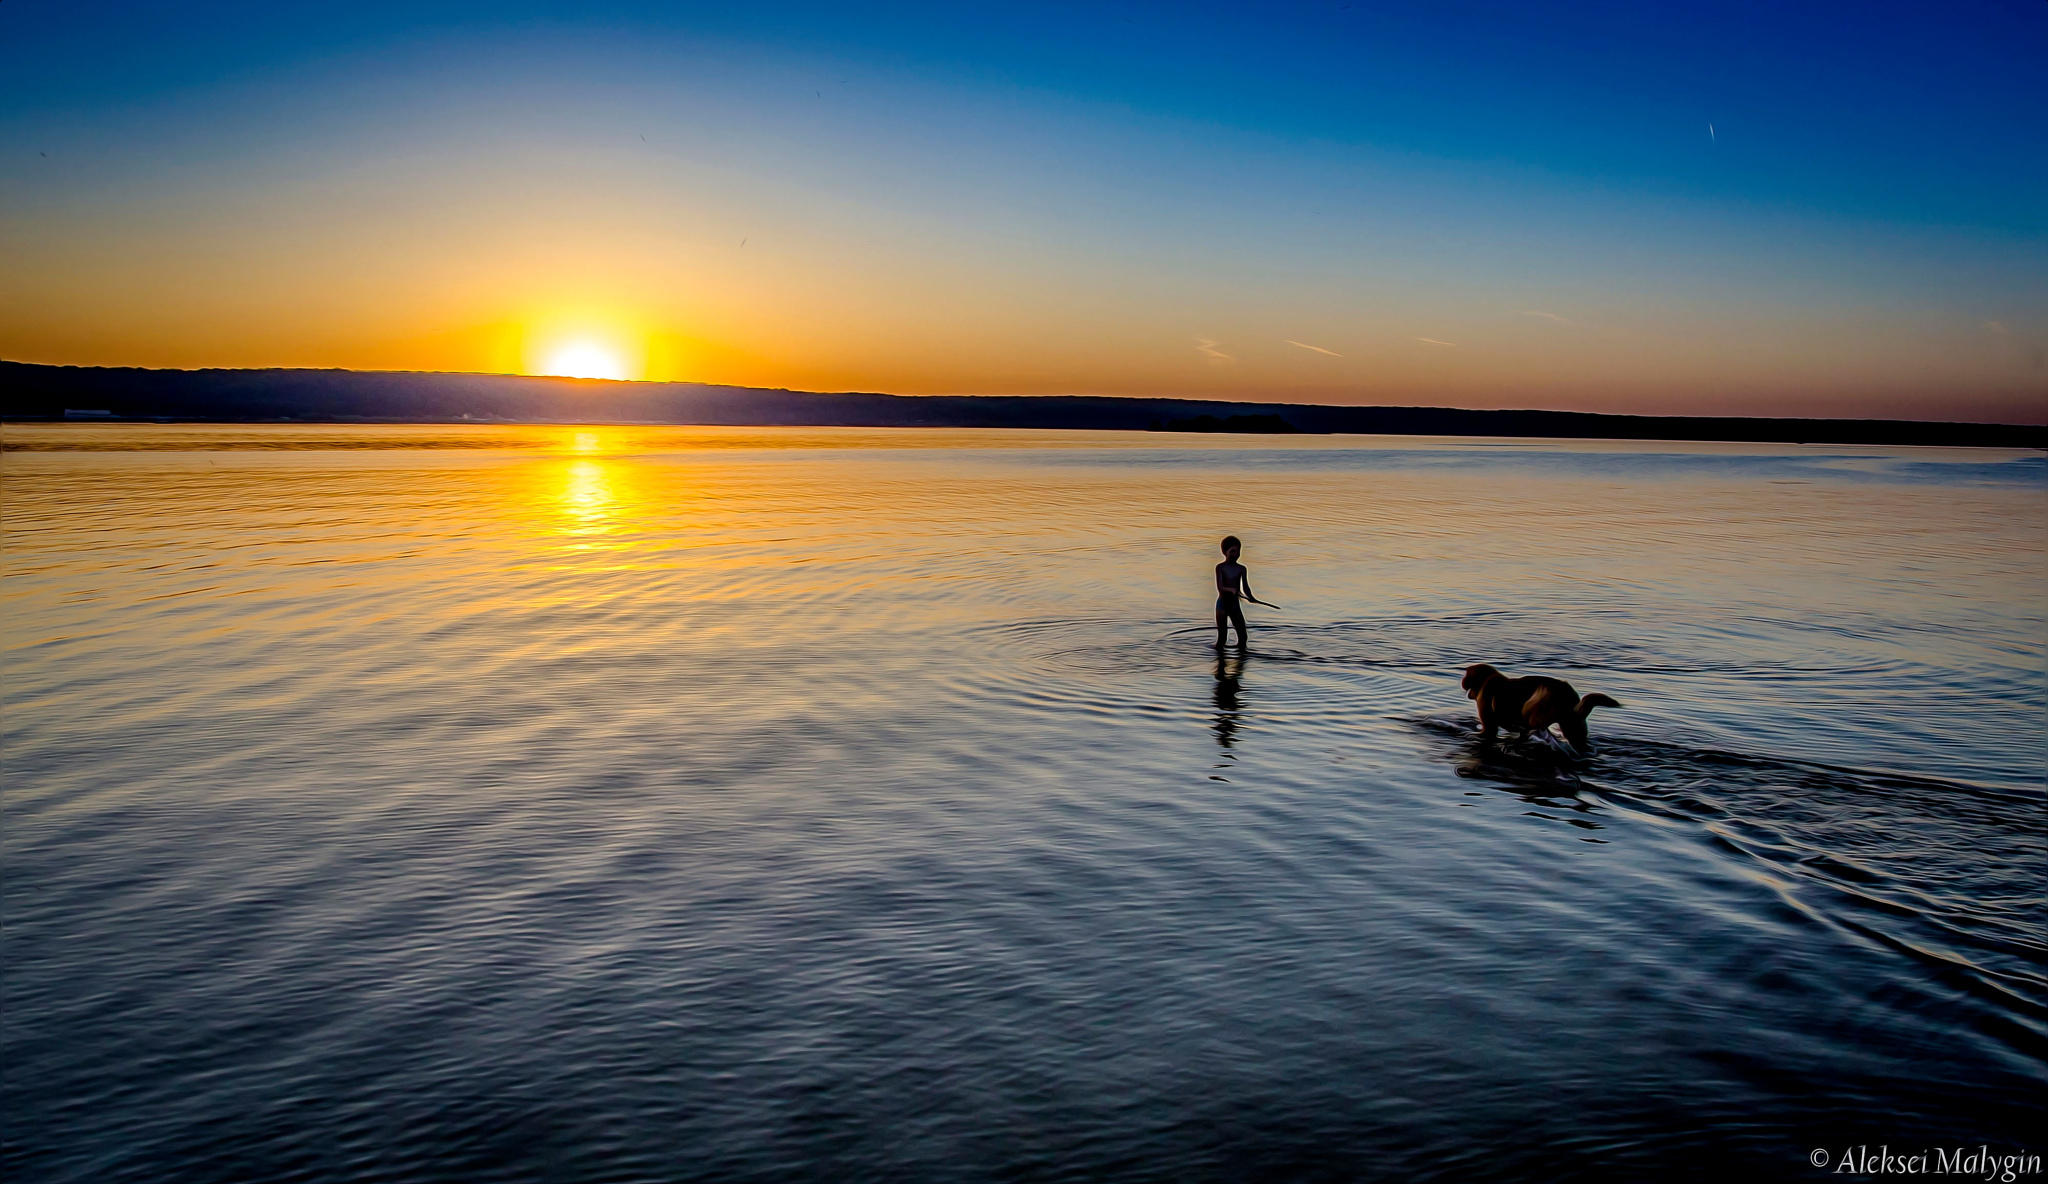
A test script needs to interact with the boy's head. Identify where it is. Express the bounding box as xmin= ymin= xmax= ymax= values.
xmin=1220 ymin=535 xmax=1241 ymax=558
